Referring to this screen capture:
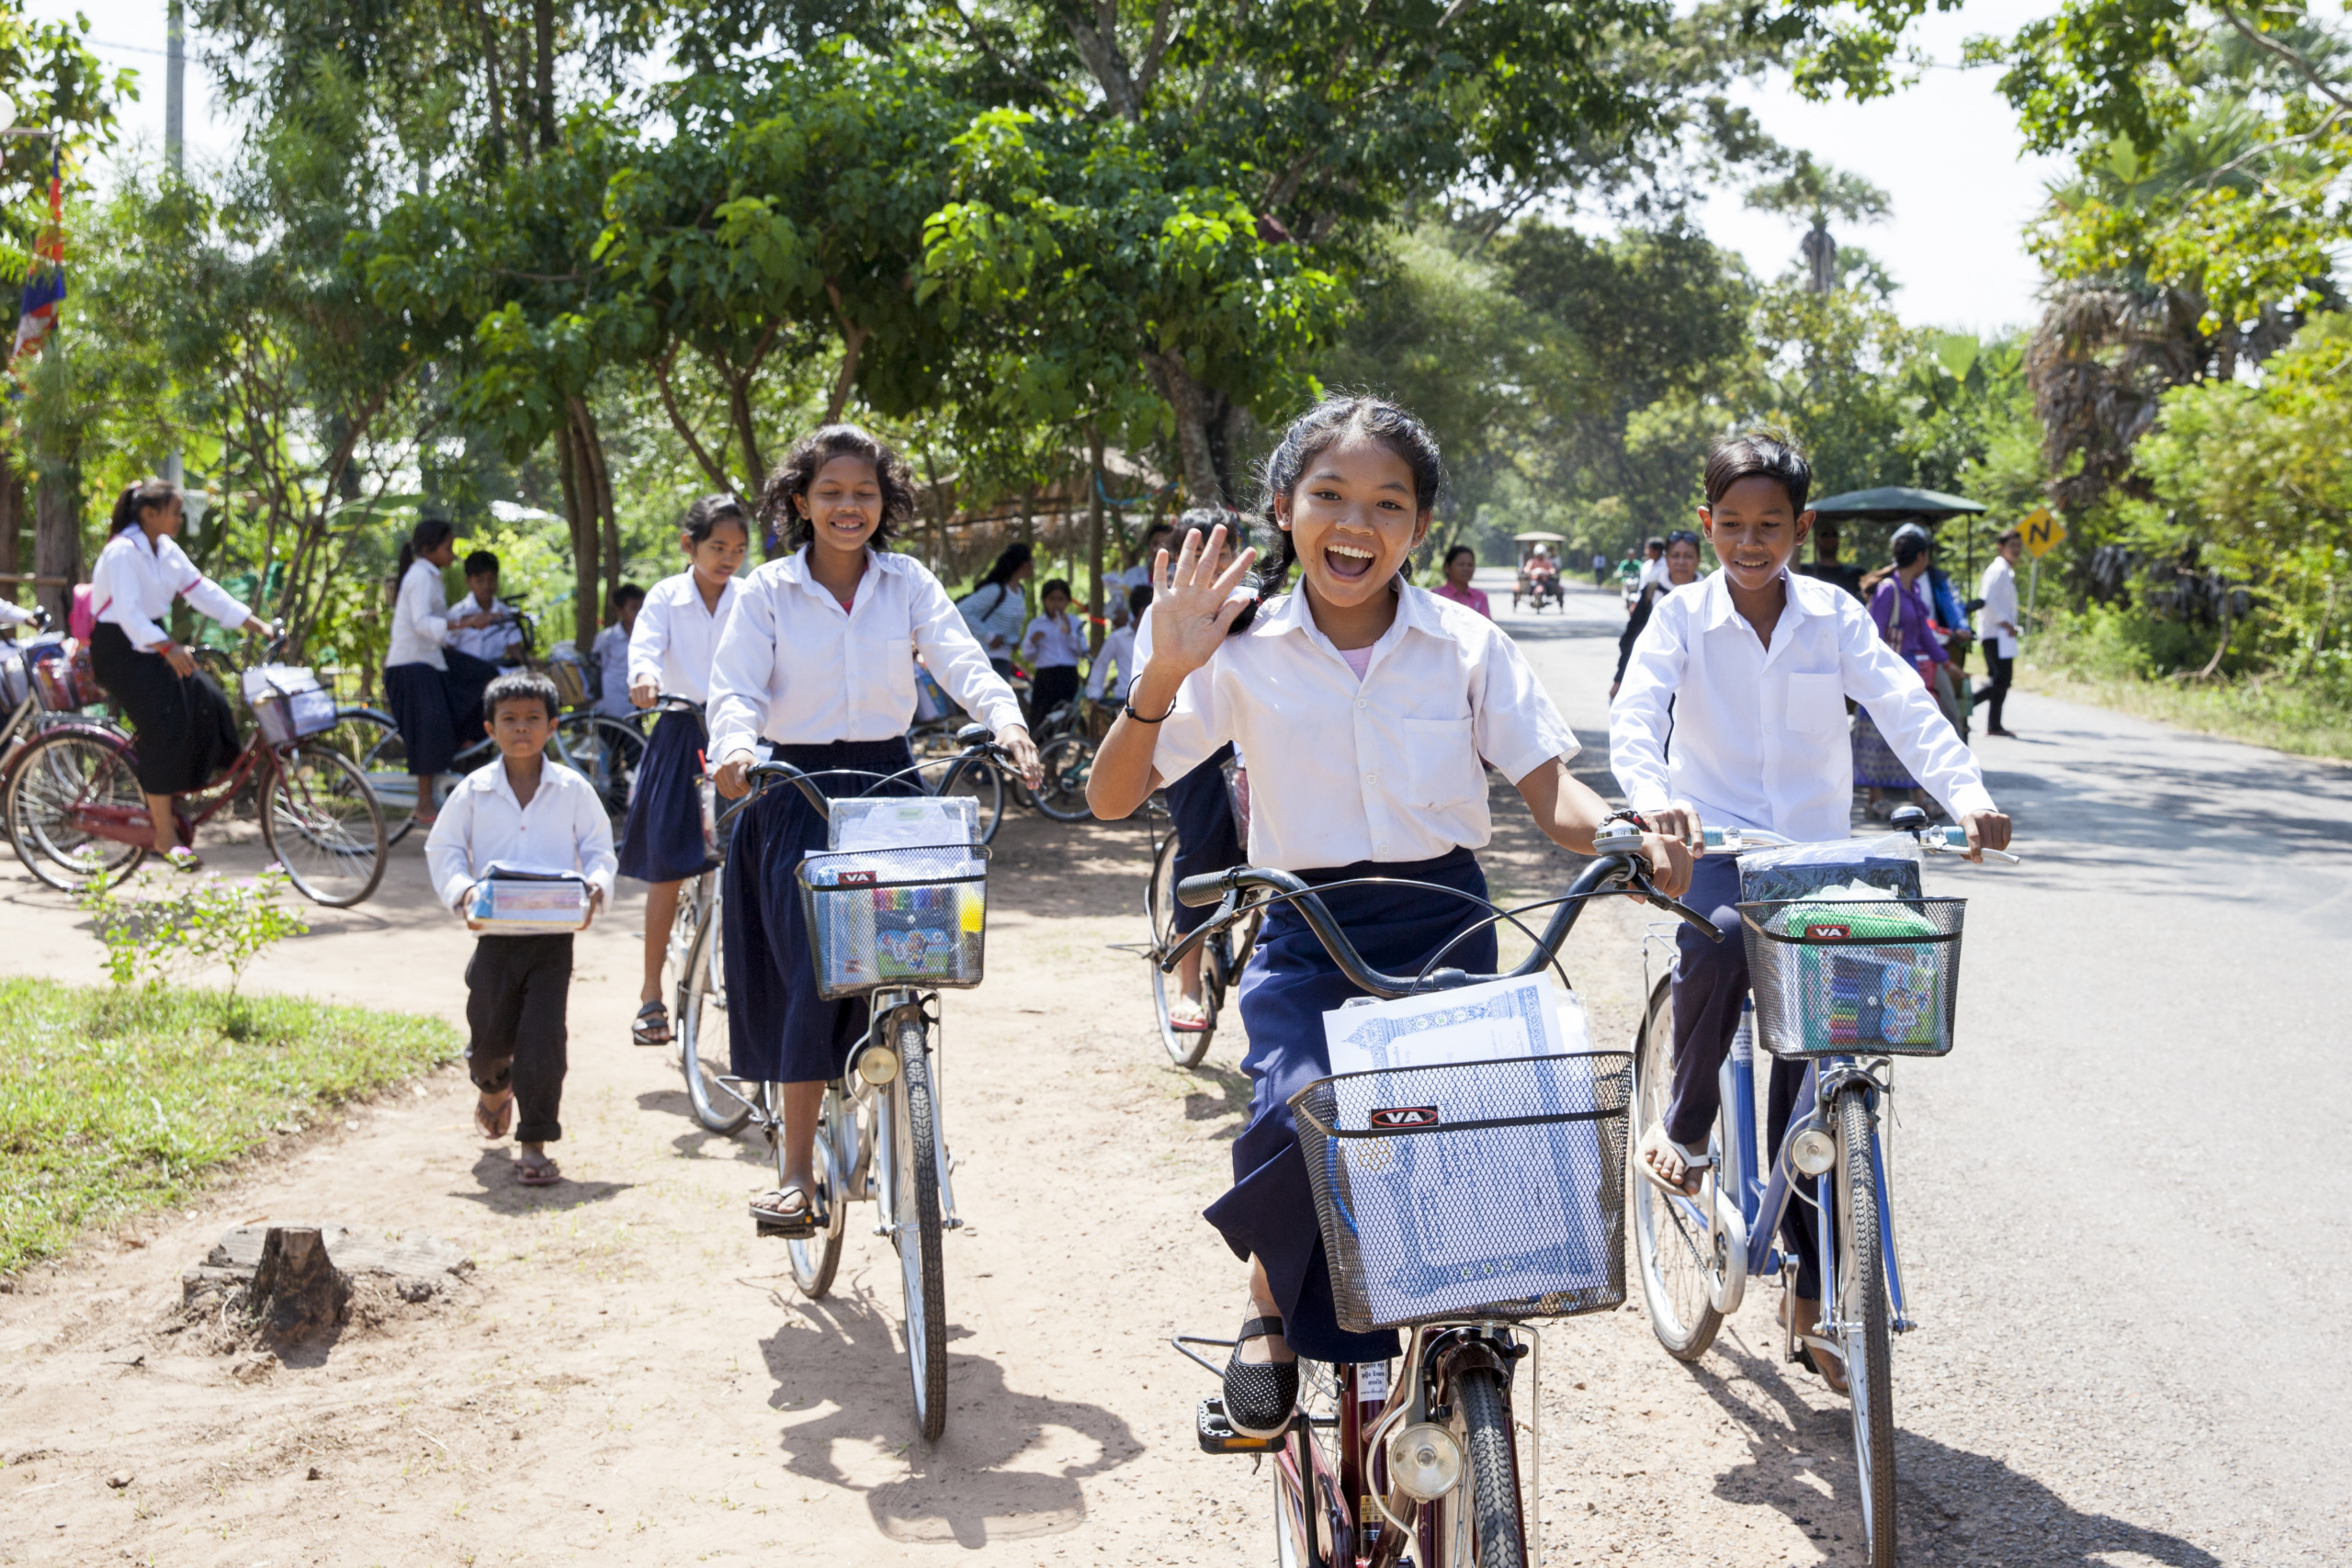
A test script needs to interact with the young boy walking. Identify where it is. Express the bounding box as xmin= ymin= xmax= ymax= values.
xmin=1610 ymin=433 xmax=2011 ymax=1388
xmin=426 ymin=672 xmax=616 ymax=1187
